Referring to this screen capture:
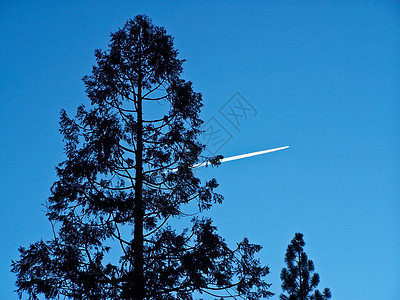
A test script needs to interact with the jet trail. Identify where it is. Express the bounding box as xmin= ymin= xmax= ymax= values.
xmin=192 ymin=145 xmax=290 ymax=169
